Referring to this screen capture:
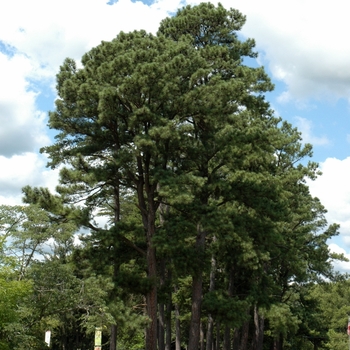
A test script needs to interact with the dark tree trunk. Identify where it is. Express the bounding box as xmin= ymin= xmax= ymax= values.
xmin=159 ymin=257 xmax=166 ymax=350
xmin=110 ymin=325 xmax=117 ymax=350
xmin=223 ymin=268 xmax=233 ymax=350
xmin=200 ymin=321 xmax=205 ymax=350
xmin=188 ymin=225 xmax=206 ymax=350
xmin=146 ymin=243 xmax=158 ymax=350
xmin=165 ymin=297 xmax=172 ymax=350
xmin=252 ymin=305 xmax=264 ymax=350
xmin=175 ymin=299 xmax=181 ymax=350
xmin=216 ymin=322 xmax=220 ymax=350
xmin=239 ymin=319 xmax=249 ymax=350
xmin=159 ymin=199 xmax=170 ymax=350
xmin=206 ymin=315 xmax=214 ymax=350
xmin=188 ymin=273 xmax=203 ymax=350
xmin=223 ymin=326 xmax=231 ymax=350
xmin=273 ymin=334 xmax=283 ymax=350
xmin=273 ymin=334 xmax=282 ymax=350
xmin=206 ymin=251 xmax=216 ymax=350
xmin=136 ymin=157 xmax=158 ymax=350
xmin=232 ymin=329 xmax=240 ymax=350
xmin=110 ymin=185 xmax=120 ymax=350
xmin=143 ymin=202 xmax=158 ymax=350
xmin=159 ymin=301 xmax=165 ymax=350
